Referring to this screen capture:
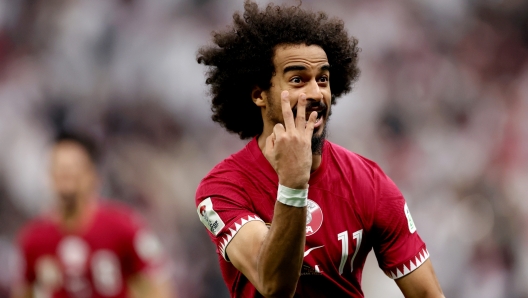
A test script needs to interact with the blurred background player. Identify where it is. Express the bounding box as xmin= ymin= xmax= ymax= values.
xmin=12 ymin=132 xmax=173 ymax=298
